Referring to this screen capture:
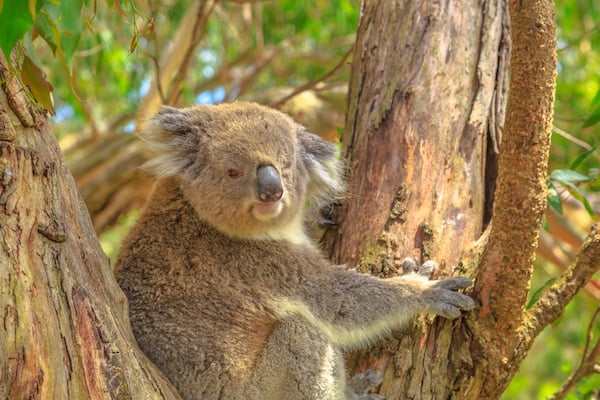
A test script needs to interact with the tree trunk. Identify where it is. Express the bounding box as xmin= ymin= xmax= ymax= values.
xmin=324 ymin=0 xmax=509 ymax=397
xmin=0 ymin=54 xmax=180 ymax=399
xmin=322 ymin=0 xmax=586 ymax=399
